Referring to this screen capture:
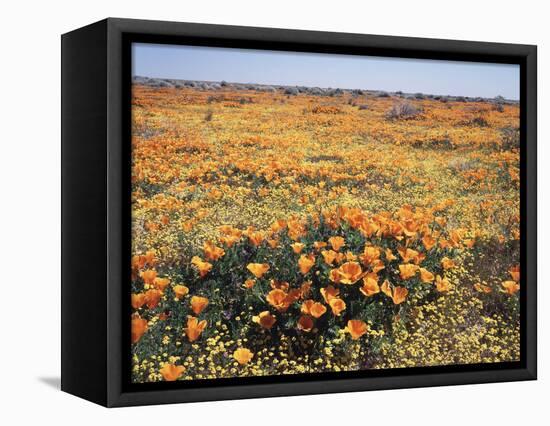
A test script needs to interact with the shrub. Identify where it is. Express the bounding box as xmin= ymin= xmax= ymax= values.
xmin=500 ymin=127 xmax=520 ymax=151
xmin=385 ymin=102 xmax=422 ymax=120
